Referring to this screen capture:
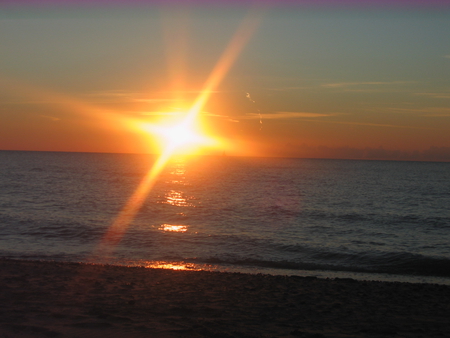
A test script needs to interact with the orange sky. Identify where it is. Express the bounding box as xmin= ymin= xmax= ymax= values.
xmin=1 ymin=3 xmax=450 ymax=161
